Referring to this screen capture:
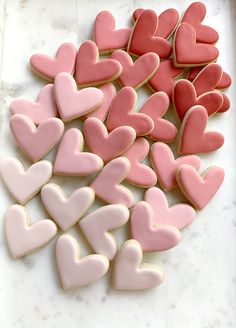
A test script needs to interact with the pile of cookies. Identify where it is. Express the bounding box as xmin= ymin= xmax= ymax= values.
xmin=1 ymin=2 xmax=231 ymax=290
